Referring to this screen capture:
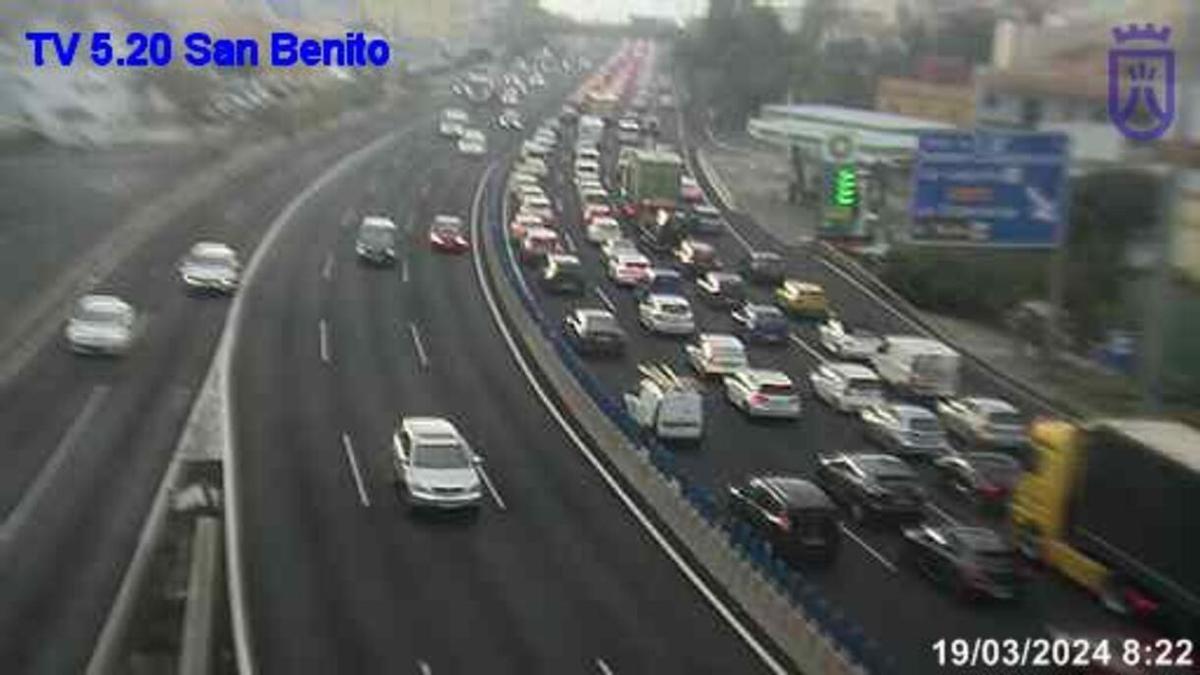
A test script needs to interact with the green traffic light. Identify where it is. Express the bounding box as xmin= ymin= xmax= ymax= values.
xmin=832 ymin=165 xmax=858 ymax=207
